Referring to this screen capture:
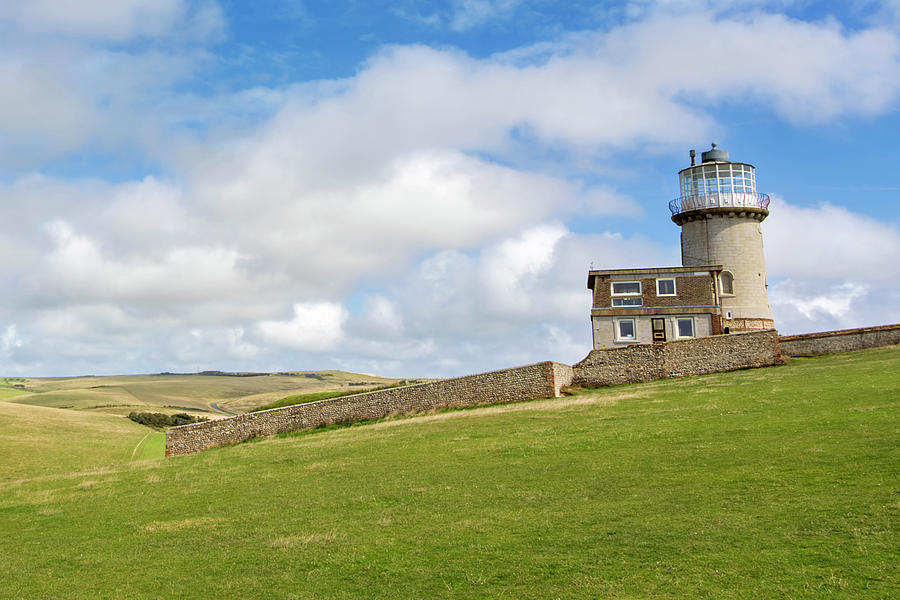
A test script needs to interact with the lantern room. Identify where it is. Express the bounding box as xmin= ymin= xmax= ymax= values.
xmin=670 ymin=143 xmax=769 ymax=217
